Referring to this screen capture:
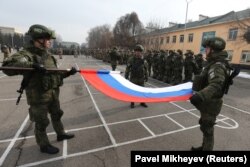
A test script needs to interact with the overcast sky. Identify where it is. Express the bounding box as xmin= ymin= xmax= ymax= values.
xmin=1 ymin=0 xmax=249 ymax=44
